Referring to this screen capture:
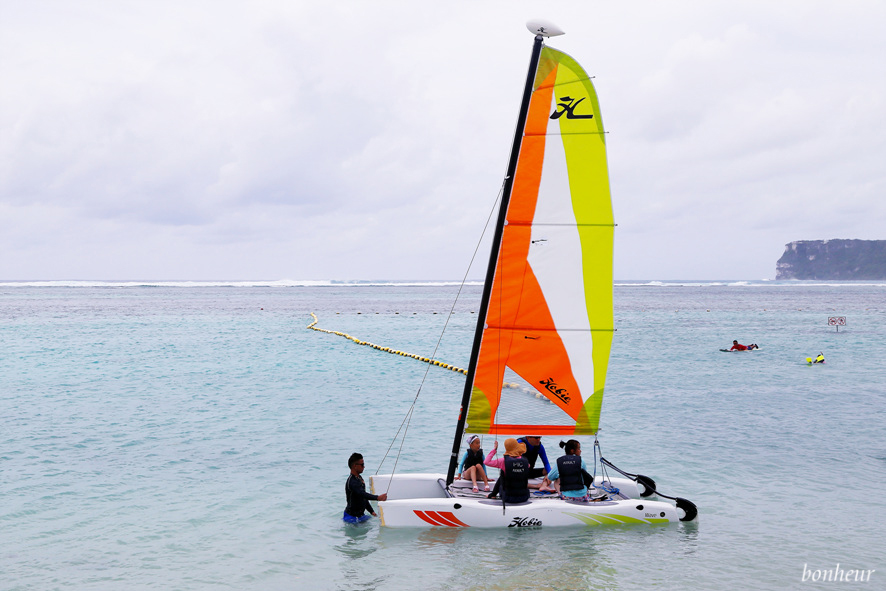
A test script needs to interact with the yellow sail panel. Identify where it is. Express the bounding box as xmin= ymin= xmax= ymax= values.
xmin=466 ymin=46 xmax=614 ymax=436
